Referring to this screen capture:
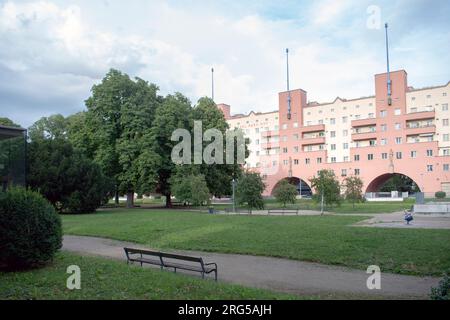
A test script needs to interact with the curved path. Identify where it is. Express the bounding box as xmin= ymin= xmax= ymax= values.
xmin=63 ymin=235 xmax=439 ymax=299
